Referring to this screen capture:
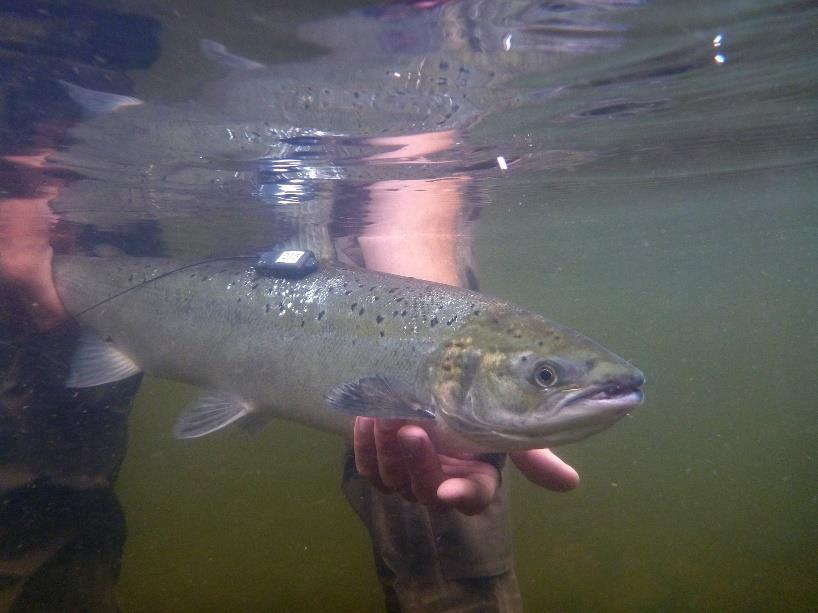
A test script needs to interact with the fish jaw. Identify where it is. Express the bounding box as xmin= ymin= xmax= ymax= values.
xmin=491 ymin=375 xmax=645 ymax=448
xmin=437 ymin=376 xmax=644 ymax=451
